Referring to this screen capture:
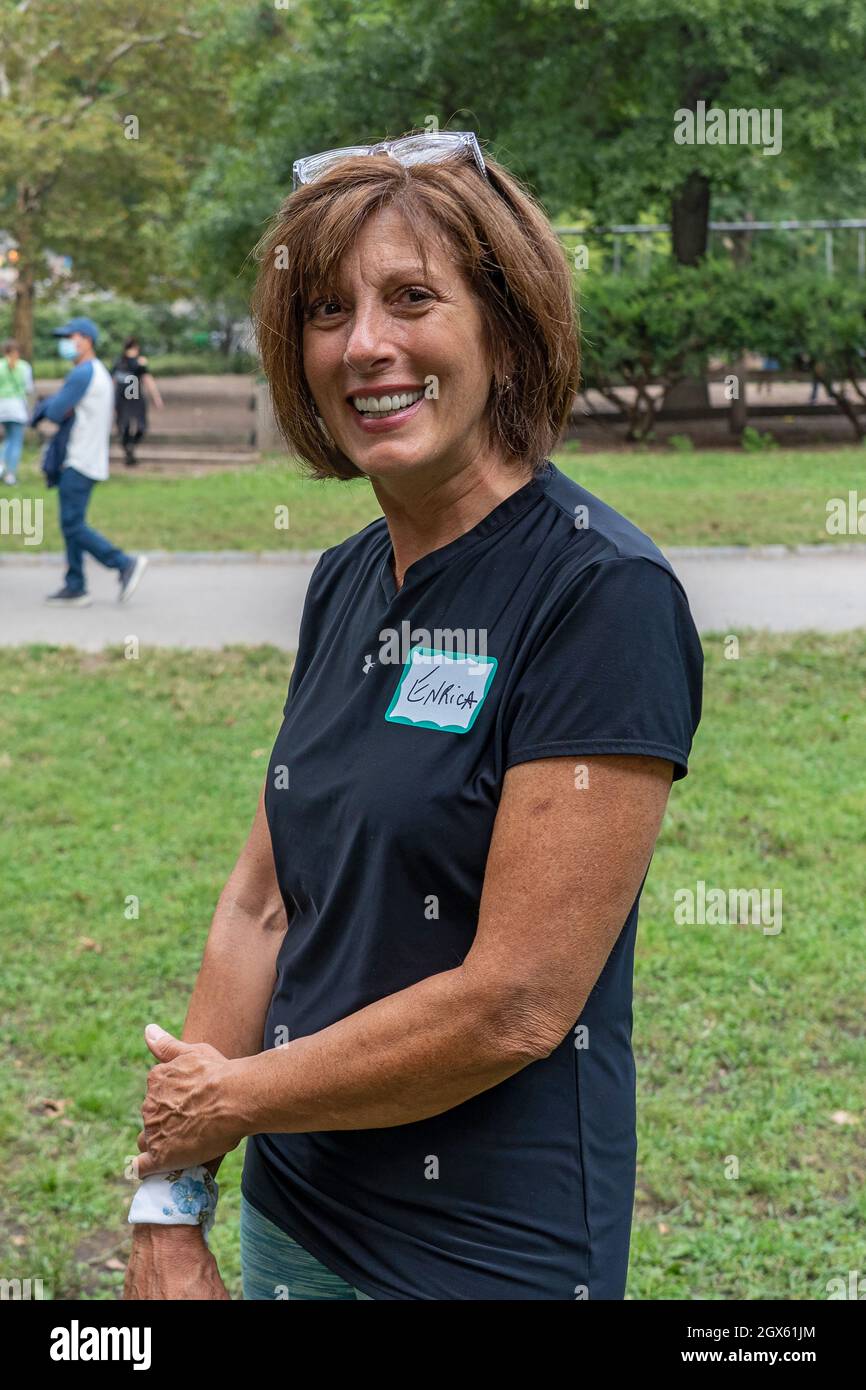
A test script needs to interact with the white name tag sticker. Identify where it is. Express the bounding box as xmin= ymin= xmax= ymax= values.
xmin=384 ymin=646 xmax=498 ymax=734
